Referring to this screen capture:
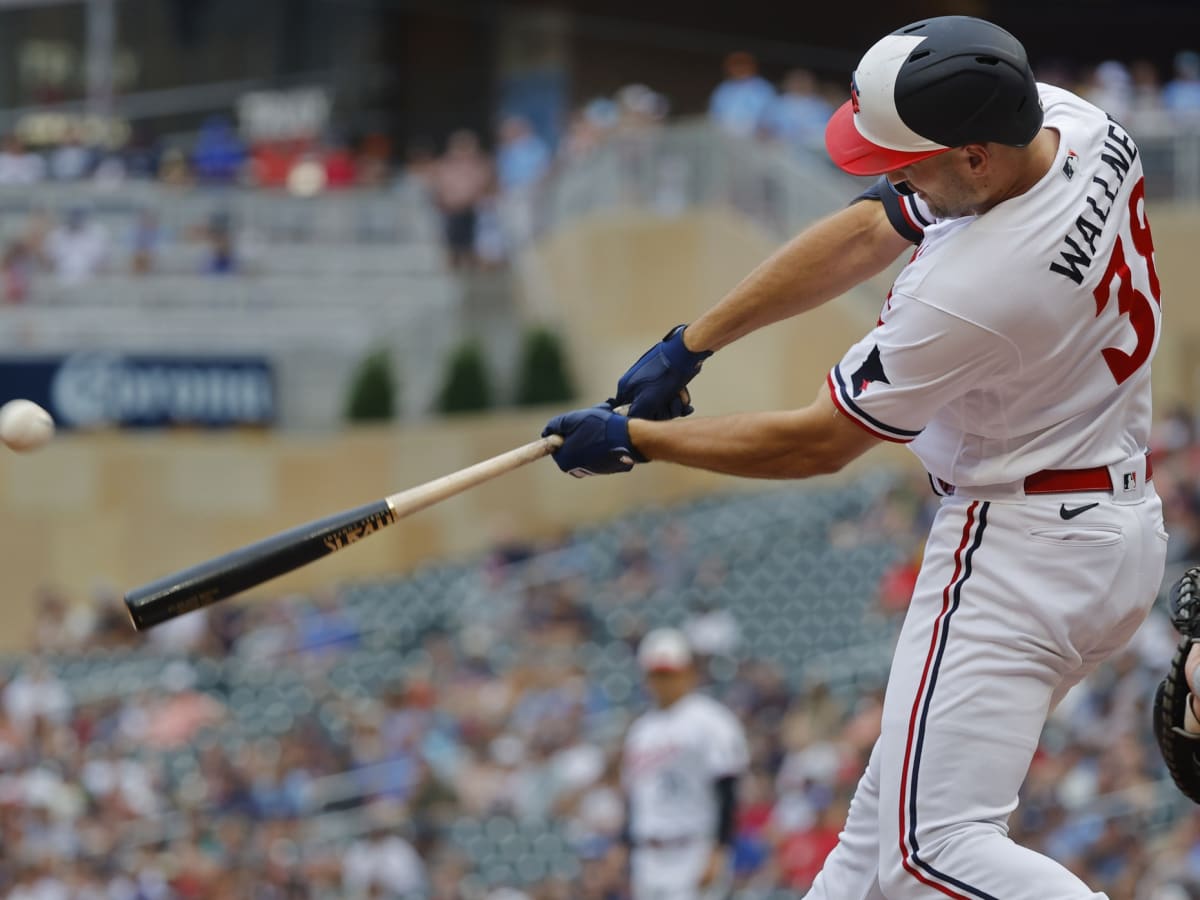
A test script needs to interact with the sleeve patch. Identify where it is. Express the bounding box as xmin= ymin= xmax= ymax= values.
xmin=827 ymin=368 xmax=921 ymax=444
